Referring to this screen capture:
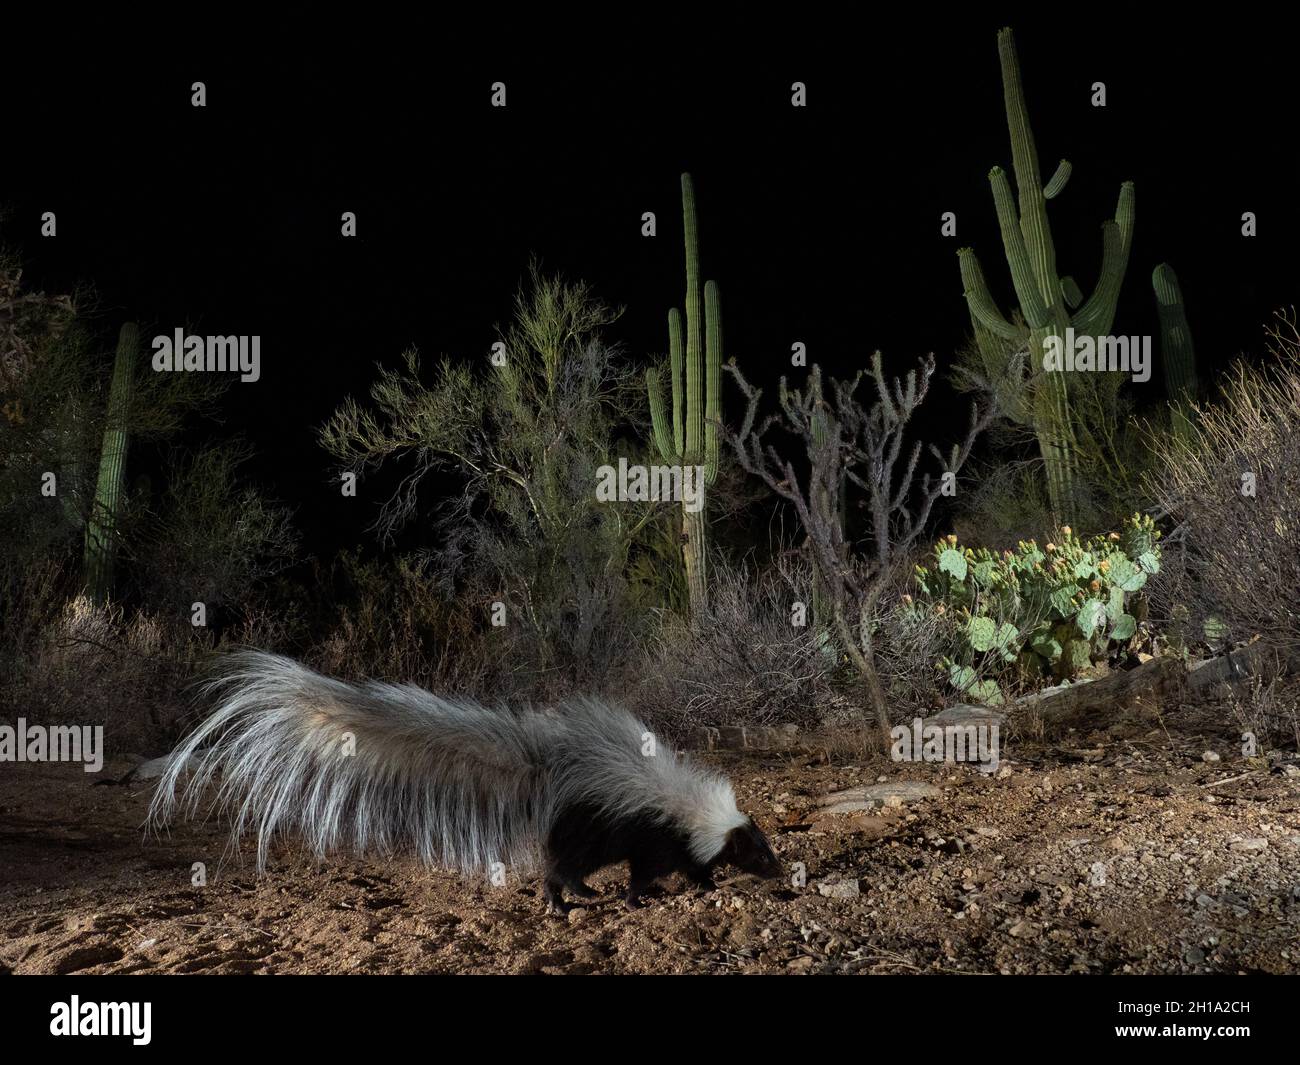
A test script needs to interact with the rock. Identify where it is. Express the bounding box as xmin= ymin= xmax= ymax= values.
xmin=786 ymin=956 xmax=815 ymax=973
xmin=690 ymin=725 xmax=800 ymax=752
xmin=817 ymin=878 xmax=861 ymax=899
xmin=920 ymin=703 xmax=1007 ymax=730
xmin=1008 ymin=920 xmax=1040 ymax=939
xmin=1201 ymin=750 xmax=1221 ymax=764
xmin=130 ymin=753 xmax=199 ymax=781
xmin=820 ymin=781 xmax=941 ymax=814
xmin=1228 ymin=837 xmax=1268 ymax=852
